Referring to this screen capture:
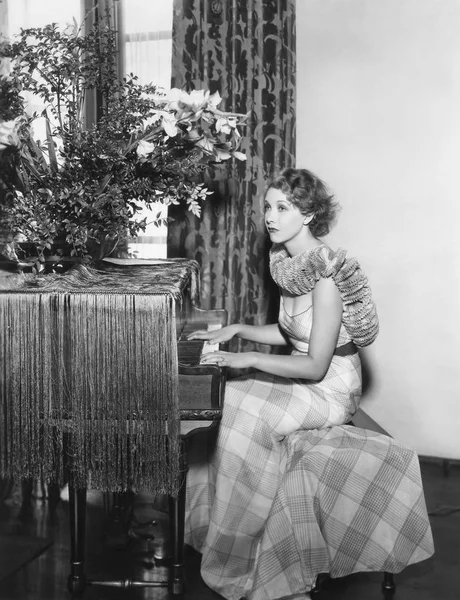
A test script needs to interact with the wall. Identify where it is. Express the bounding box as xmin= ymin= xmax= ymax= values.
xmin=297 ymin=0 xmax=460 ymax=459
